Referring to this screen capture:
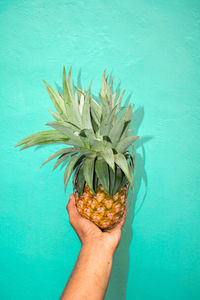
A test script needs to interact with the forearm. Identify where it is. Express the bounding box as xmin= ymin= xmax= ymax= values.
xmin=60 ymin=241 xmax=113 ymax=300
